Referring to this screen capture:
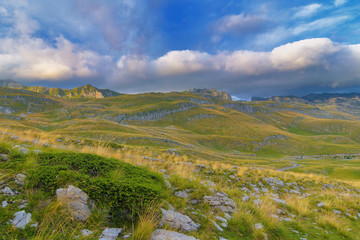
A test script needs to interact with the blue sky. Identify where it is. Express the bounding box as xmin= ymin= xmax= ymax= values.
xmin=0 ymin=0 xmax=359 ymax=98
